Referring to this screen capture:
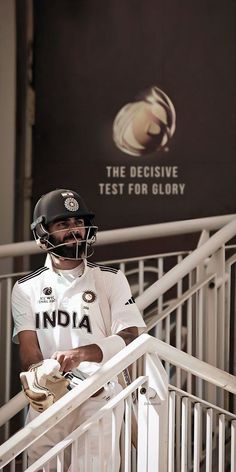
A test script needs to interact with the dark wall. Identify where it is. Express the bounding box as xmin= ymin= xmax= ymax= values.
xmin=32 ymin=0 xmax=236 ymax=232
